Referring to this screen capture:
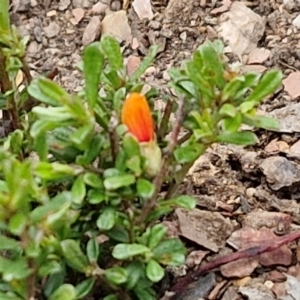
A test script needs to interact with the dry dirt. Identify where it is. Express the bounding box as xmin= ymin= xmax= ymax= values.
xmin=11 ymin=0 xmax=300 ymax=299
